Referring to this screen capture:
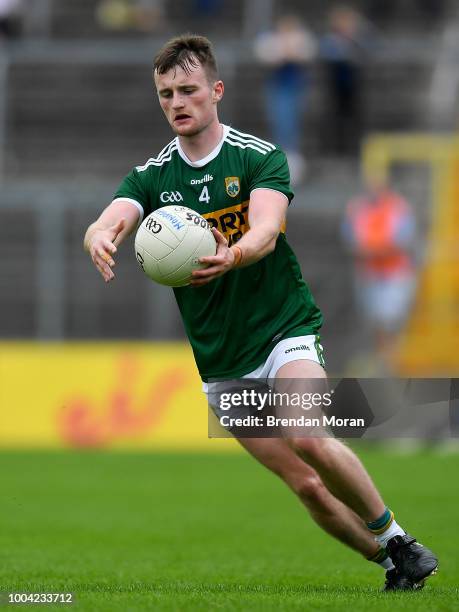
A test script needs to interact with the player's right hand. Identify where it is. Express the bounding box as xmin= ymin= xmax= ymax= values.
xmin=87 ymin=218 xmax=126 ymax=283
